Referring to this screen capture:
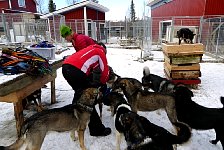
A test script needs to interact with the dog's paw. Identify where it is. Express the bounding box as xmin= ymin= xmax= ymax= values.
xmin=70 ymin=132 xmax=78 ymax=141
